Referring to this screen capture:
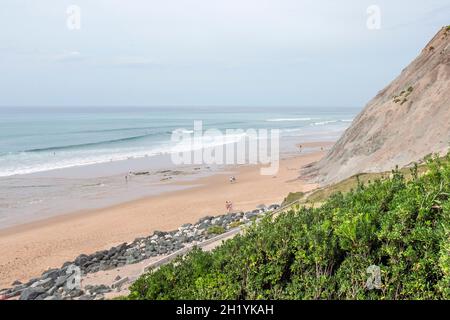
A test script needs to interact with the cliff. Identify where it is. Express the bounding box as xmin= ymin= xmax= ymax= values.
xmin=306 ymin=26 xmax=450 ymax=185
